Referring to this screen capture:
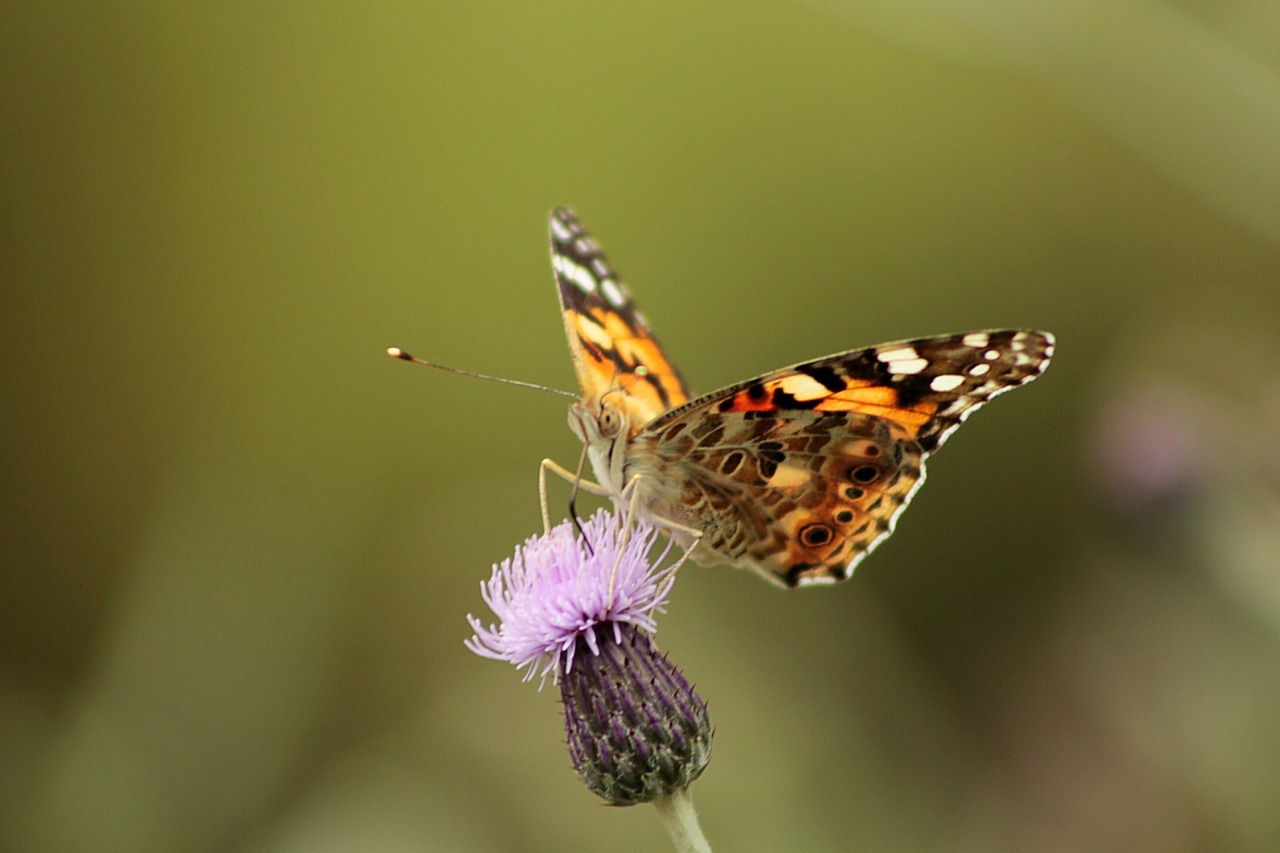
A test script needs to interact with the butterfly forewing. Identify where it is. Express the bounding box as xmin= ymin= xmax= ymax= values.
xmin=673 ymin=330 xmax=1054 ymax=451
xmin=549 ymin=208 xmax=690 ymax=431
